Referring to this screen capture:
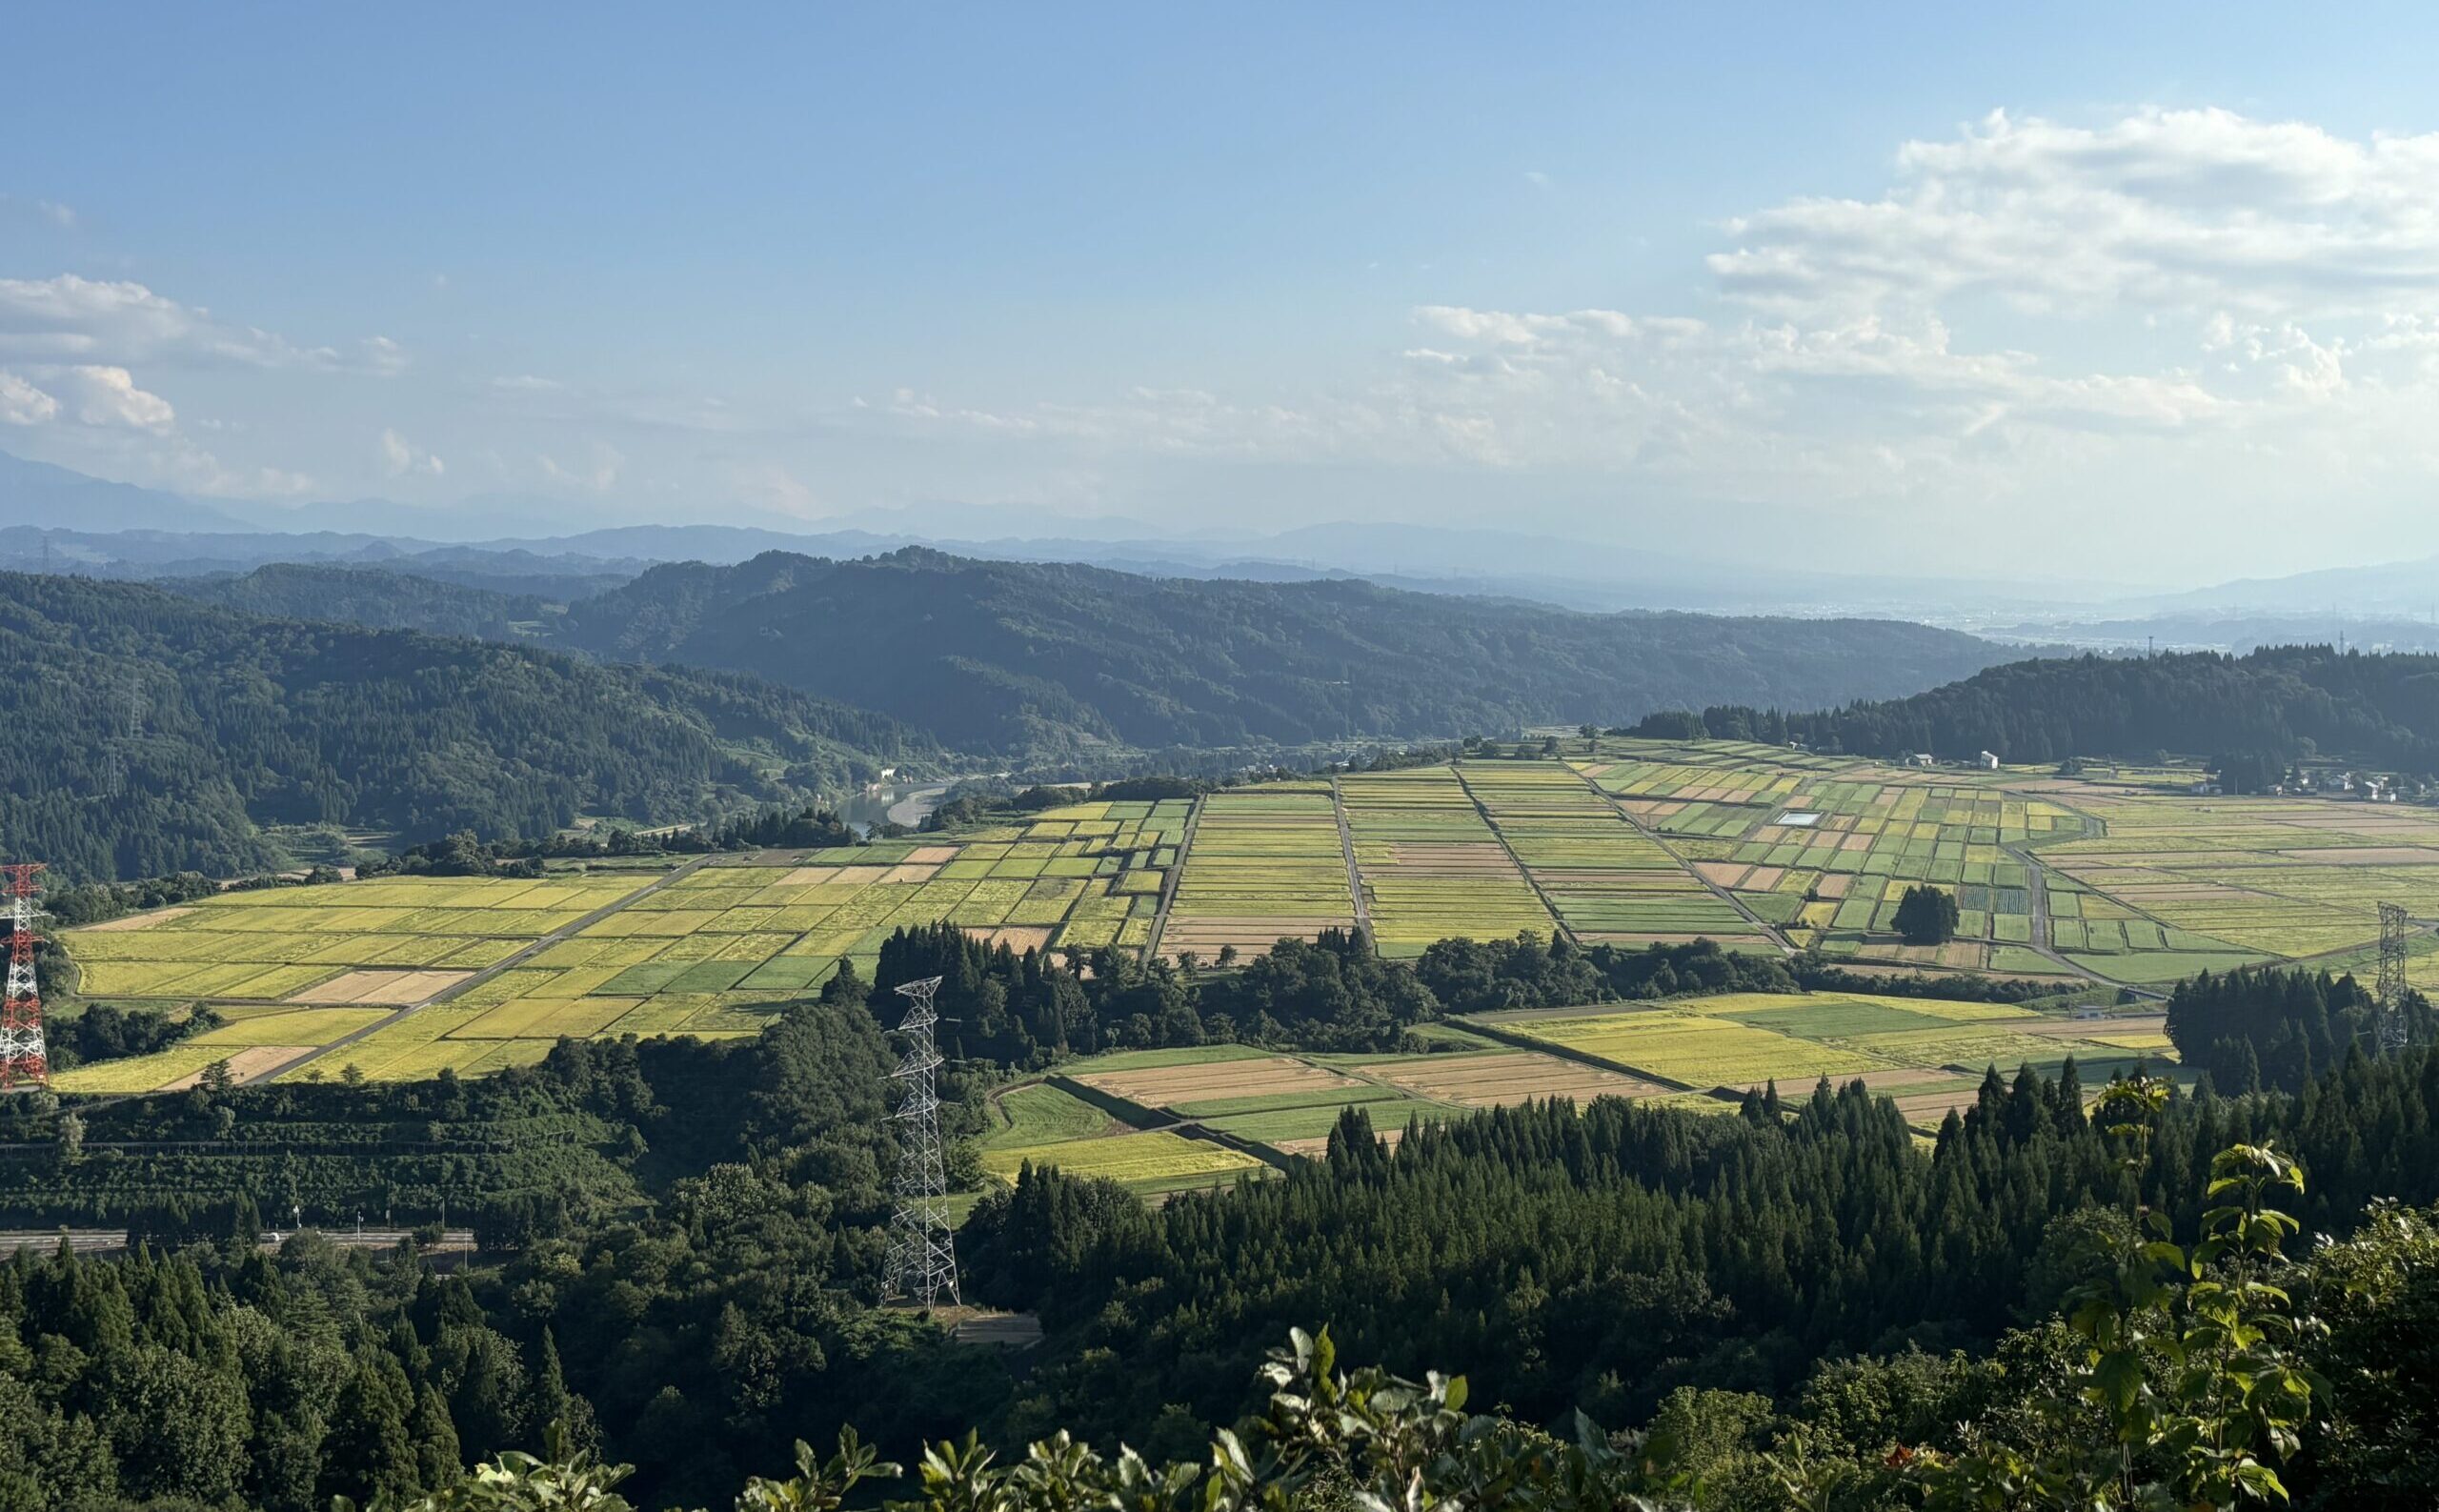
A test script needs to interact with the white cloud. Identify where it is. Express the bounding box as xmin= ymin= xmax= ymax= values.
xmin=0 ymin=372 xmax=59 ymax=426
xmin=1707 ymin=108 xmax=2439 ymax=322
xmin=60 ymin=366 xmax=175 ymax=430
xmin=379 ymin=427 xmax=445 ymax=477
xmin=0 ymin=365 xmax=176 ymax=431
xmin=0 ymin=274 xmax=406 ymax=373
xmin=856 ymin=106 xmax=2439 ymax=560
